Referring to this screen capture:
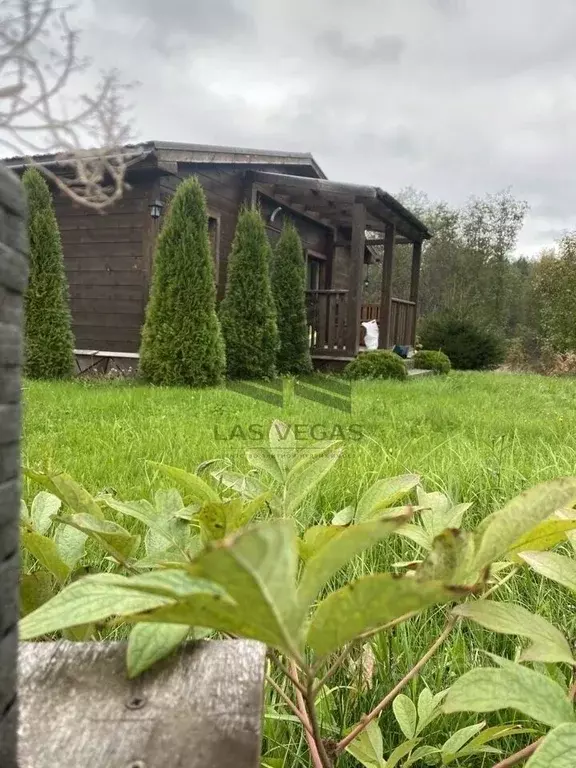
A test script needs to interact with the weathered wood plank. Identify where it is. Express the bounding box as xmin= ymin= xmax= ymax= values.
xmin=346 ymin=202 xmax=366 ymax=353
xmin=0 ymin=164 xmax=25 ymax=768
xmin=378 ymin=223 xmax=395 ymax=349
xmin=18 ymin=640 xmax=266 ymax=768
